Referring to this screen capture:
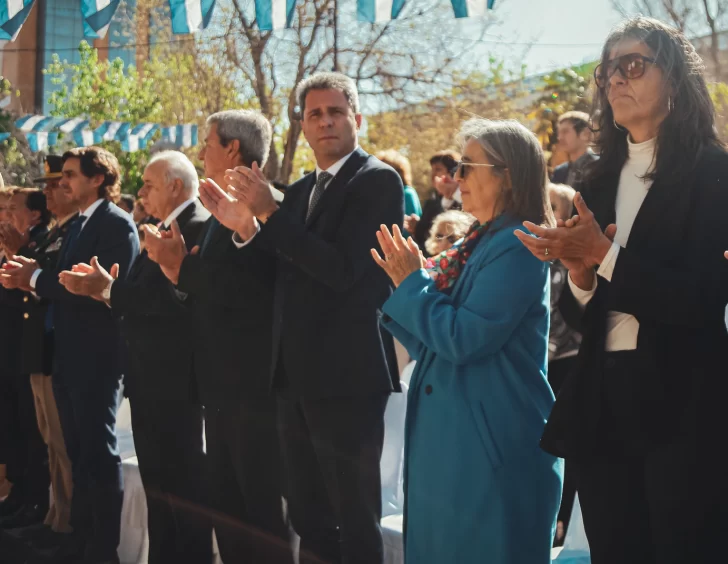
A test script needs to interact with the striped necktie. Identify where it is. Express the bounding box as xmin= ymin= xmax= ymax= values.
xmin=307 ymin=171 xmax=332 ymax=221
